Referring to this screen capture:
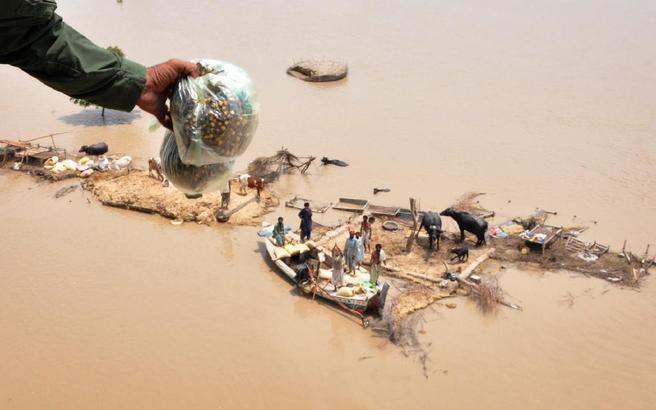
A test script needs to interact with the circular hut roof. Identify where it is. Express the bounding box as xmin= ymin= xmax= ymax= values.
xmin=286 ymin=60 xmax=348 ymax=82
